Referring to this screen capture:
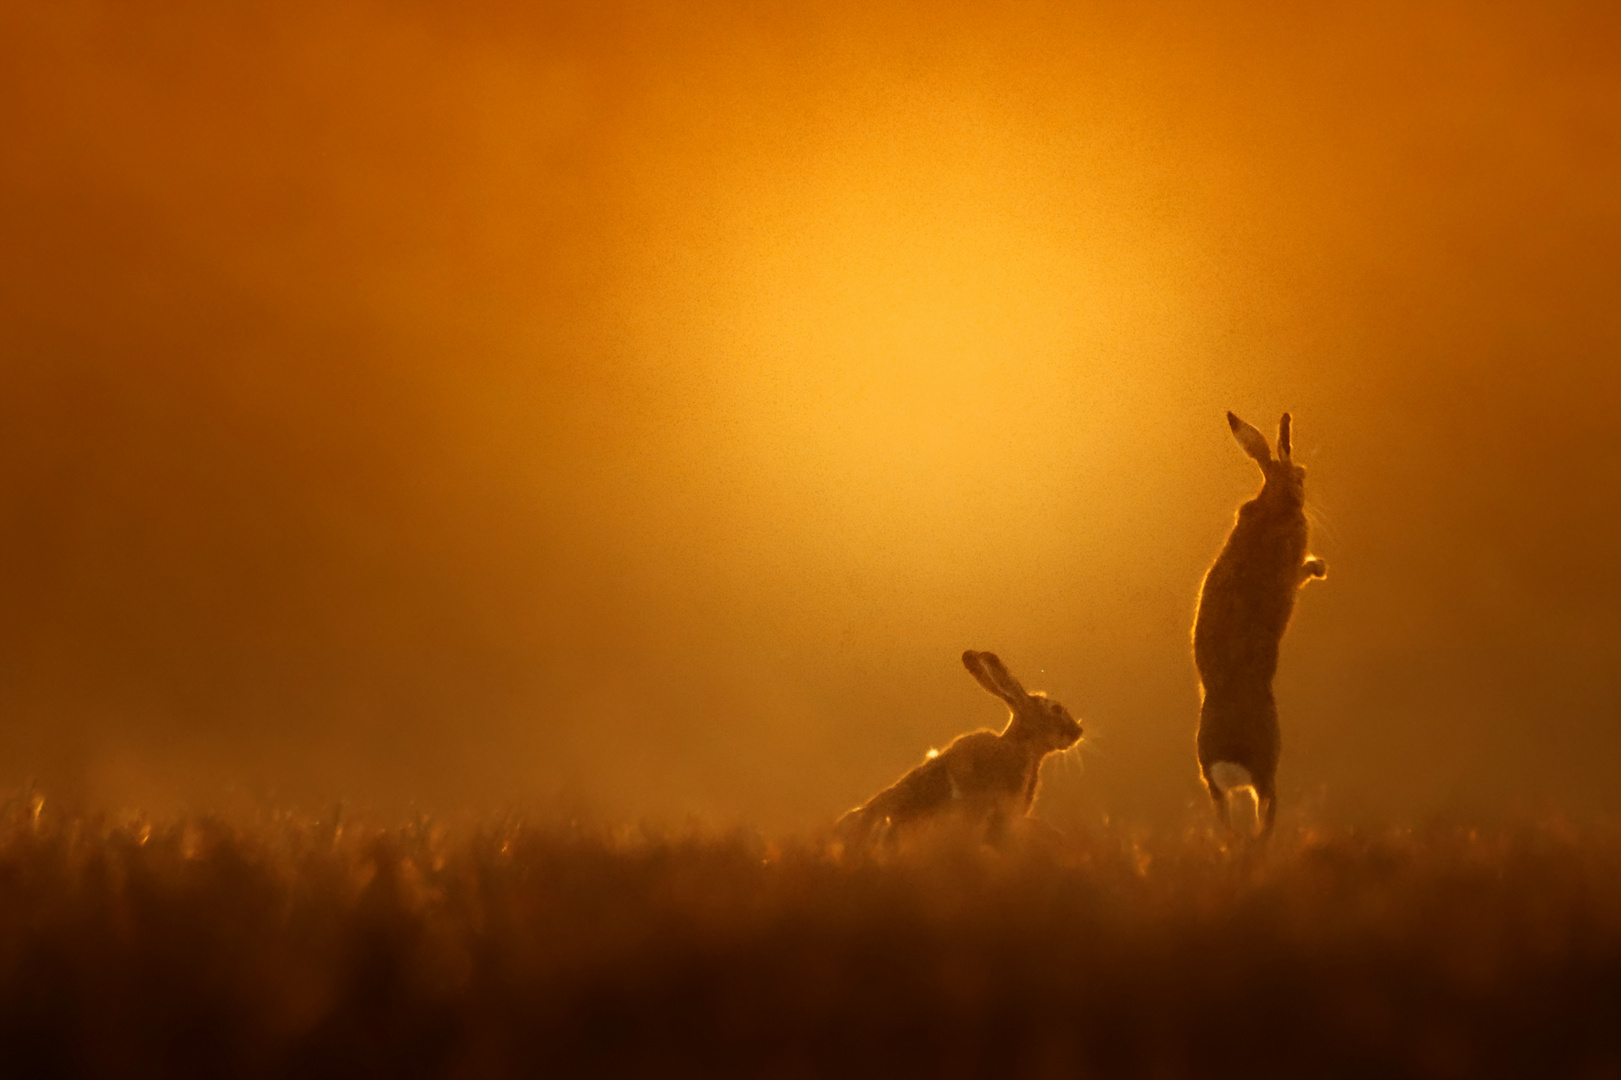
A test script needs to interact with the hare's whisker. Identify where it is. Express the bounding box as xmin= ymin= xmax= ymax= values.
xmin=1305 ymin=499 xmax=1340 ymax=547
